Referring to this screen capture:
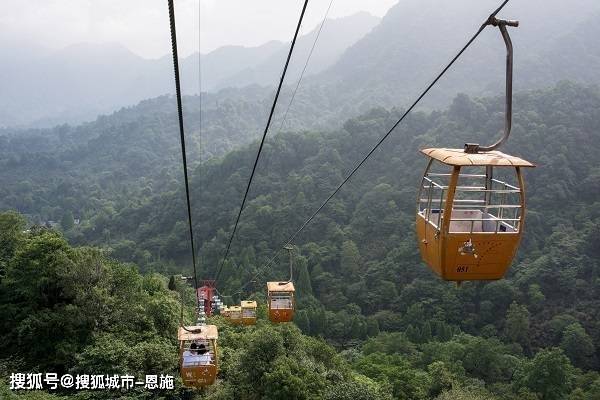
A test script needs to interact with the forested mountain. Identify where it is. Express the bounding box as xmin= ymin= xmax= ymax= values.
xmin=5 ymin=0 xmax=600 ymax=132
xmin=2 ymin=0 xmax=600 ymax=397
xmin=0 ymin=89 xmax=295 ymax=225
xmin=0 ymin=218 xmax=393 ymax=400
xmin=0 ymin=12 xmax=378 ymax=129
xmin=2 ymin=82 xmax=600 ymax=399
xmin=198 ymin=41 xmax=285 ymax=92
xmin=210 ymin=12 xmax=380 ymax=91
xmin=9 ymin=0 xmax=600 ymax=207
xmin=281 ymin=0 xmax=600 ymax=123
xmin=0 ymin=42 xmax=172 ymax=128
